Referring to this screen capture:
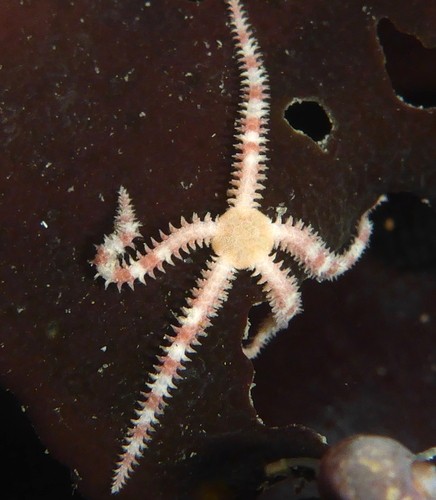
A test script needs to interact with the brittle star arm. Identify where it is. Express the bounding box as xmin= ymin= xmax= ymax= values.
xmin=272 ymin=196 xmax=386 ymax=282
xmin=93 ymin=187 xmax=218 ymax=288
xmin=226 ymin=0 xmax=270 ymax=209
xmin=111 ymin=257 xmax=236 ymax=493
xmin=243 ymin=255 xmax=302 ymax=359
